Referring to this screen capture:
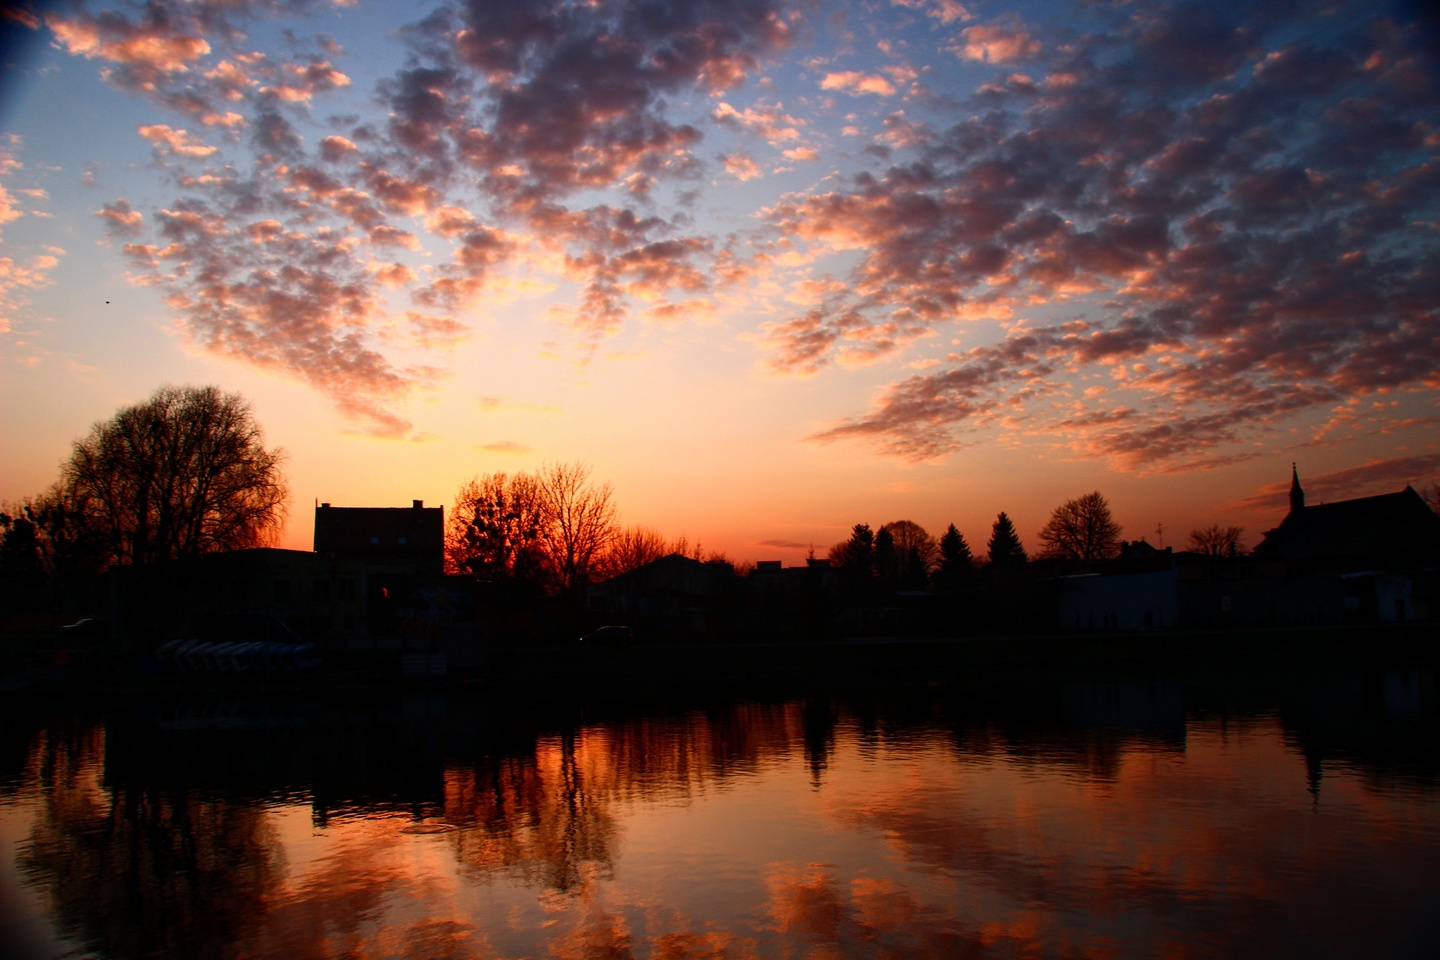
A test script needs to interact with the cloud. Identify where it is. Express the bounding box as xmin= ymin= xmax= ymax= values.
xmin=476 ymin=440 xmax=531 ymax=454
xmin=138 ymin=124 xmax=217 ymax=157
xmin=52 ymin=0 xmax=801 ymax=424
xmin=713 ymin=101 xmax=804 ymax=143
xmin=892 ymin=0 xmax=972 ymax=26
xmin=769 ymin=3 xmax=1440 ymax=471
xmin=96 ymin=199 xmax=144 ymax=236
xmin=720 ymin=152 xmax=763 ymax=181
xmin=821 ymin=71 xmax=897 ymax=96
xmin=30 ymin=0 xmax=1440 ymax=460
xmin=260 ymin=60 xmax=349 ymax=102
xmin=953 ymin=23 xmax=1041 ymax=63
xmin=47 ymin=9 xmax=211 ymax=72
